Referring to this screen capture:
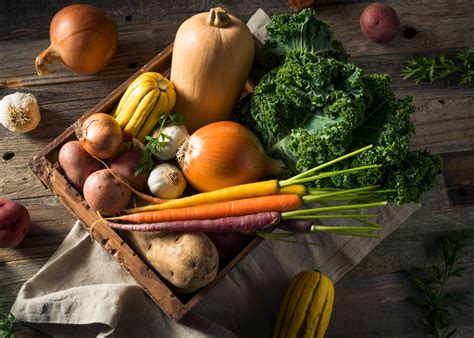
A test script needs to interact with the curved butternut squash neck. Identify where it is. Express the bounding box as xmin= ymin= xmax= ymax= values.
xmin=206 ymin=7 xmax=230 ymax=28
